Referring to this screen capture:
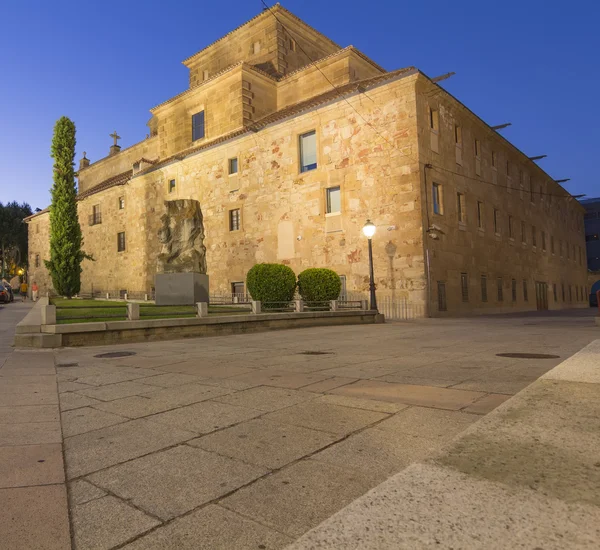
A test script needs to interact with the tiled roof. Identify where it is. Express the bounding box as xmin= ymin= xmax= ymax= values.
xmin=77 ymin=170 xmax=132 ymax=200
xmin=24 ymin=207 xmax=49 ymax=222
xmin=181 ymin=4 xmax=339 ymax=67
